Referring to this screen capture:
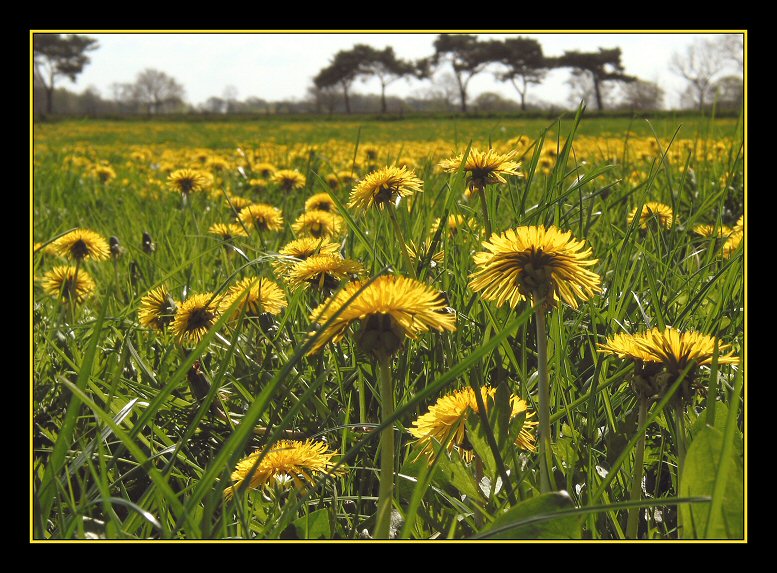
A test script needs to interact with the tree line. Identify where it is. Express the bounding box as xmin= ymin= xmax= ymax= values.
xmin=33 ymin=33 xmax=743 ymax=118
